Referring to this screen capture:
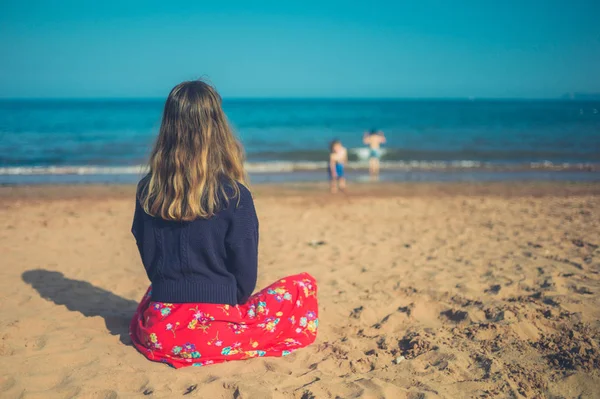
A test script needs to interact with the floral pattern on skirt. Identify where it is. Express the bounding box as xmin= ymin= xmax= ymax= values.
xmin=129 ymin=272 xmax=318 ymax=368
